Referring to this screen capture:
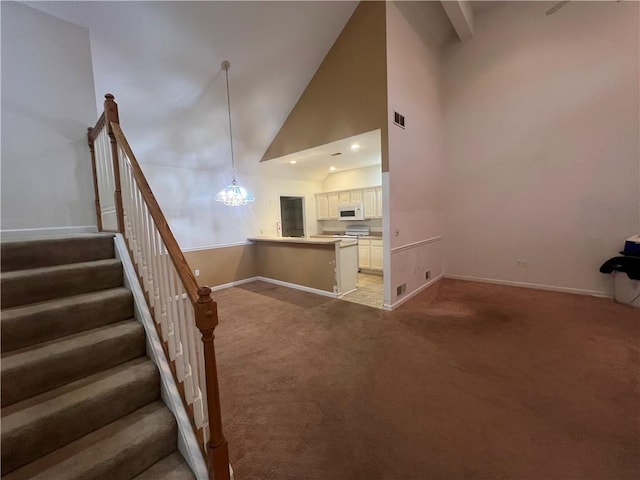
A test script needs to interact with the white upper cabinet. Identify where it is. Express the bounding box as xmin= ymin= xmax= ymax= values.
xmin=350 ymin=190 xmax=363 ymax=204
xmin=316 ymin=186 xmax=382 ymax=221
xmin=375 ymin=187 xmax=383 ymax=218
xmin=363 ymin=189 xmax=377 ymax=219
xmin=339 ymin=191 xmax=351 ymax=205
xmin=328 ymin=193 xmax=340 ymax=219
xmin=316 ymin=194 xmax=329 ymax=220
